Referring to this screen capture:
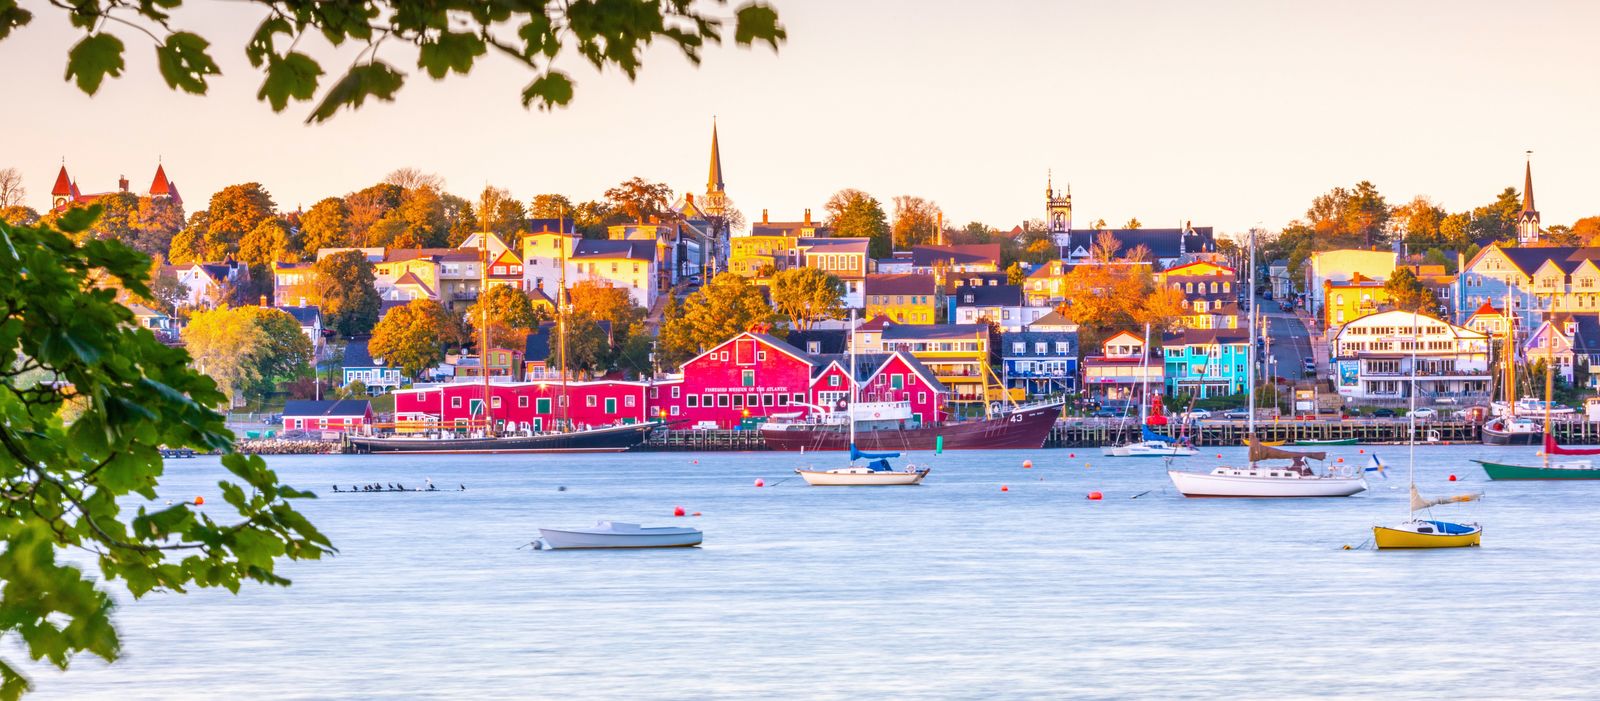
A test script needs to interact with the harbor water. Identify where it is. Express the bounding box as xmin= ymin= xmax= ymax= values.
xmin=26 ymin=445 xmax=1600 ymax=700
